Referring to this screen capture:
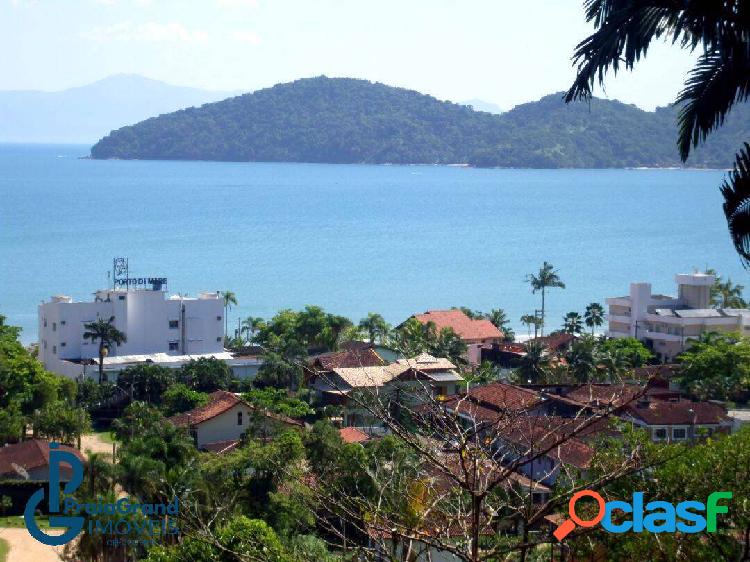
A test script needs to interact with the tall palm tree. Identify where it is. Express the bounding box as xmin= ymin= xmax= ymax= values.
xmin=221 ymin=291 xmax=238 ymax=338
xmin=526 ymin=262 xmax=565 ymax=336
xmin=566 ymin=1 xmax=750 ymax=265
xmin=584 ymin=302 xmax=606 ymax=336
xmin=240 ymin=316 xmax=265 ymax=343
xmin=563 ymin=312 xmax=584 ymax=335
xmin=520 ymin=314 xmax=543 ymax=338
xmin=82 ymin=316 xmax=126 ymax=384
